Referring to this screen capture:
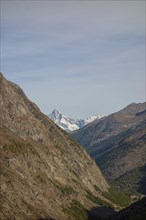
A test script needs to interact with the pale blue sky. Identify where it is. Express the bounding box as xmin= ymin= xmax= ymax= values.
xmin=1 ymin=0 xmax=145 ymax=118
